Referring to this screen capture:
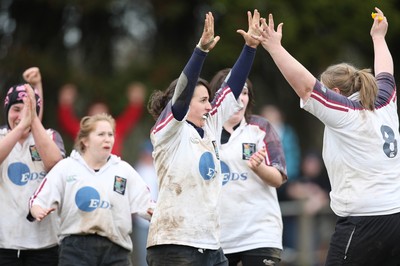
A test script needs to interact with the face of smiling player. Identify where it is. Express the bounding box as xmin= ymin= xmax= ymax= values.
xmin=8 ymin=103 xmax=25 ymax=129
xmin=8 ymin=103 xmax=31 ymax=139
xmin=187 ymin=85 xmax=212 ymax=128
